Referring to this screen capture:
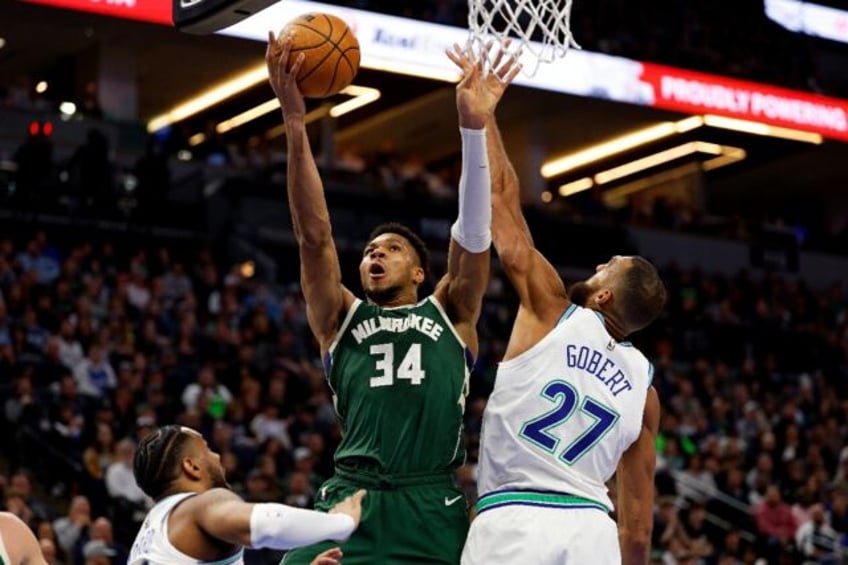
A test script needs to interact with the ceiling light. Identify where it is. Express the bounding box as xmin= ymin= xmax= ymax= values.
xmin=702 ymin=147 xmax=747 ymax=171
xmin=329 ymin=85 xmax=381 ymax=118
xmin=264 ymin=106 xmax=330 ymax=140
xmin=703 ymin=114 xmax=823 ymax=144
xmin=0 ymin=37 xmax=5 ymax=50
xmin=558 ymin=177 xmax=594 ymax=197
xmin=59 ymin=101 xmax=77 ymax=115
xmin=188 ymin=133 xmax=207 ymax=146
xmin=36 ymin=81 xmax=48 ymax=94
xmin=593 ymin=141 xmax=743 ymax=185
xmin=541 ymin=121 xmax=684 ymax=178
xmin=541 ymin=191 xmax=553 ymax=203
xmin=216 ymin=98 xmax=279 ymax=134
xmin=146 ymin=62 xmax=268 ymax=133
xmin=594 ymin=142 xmax=716 ymax=185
